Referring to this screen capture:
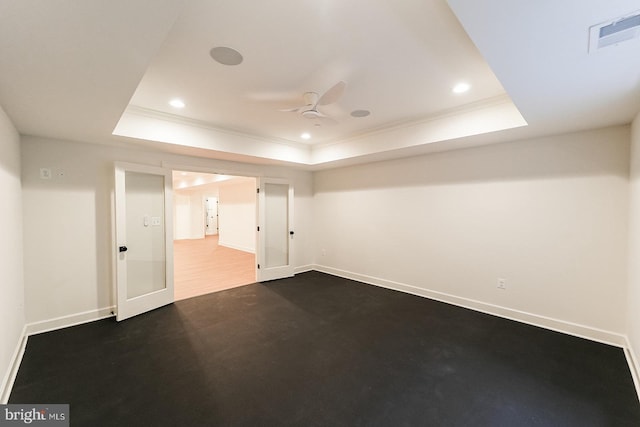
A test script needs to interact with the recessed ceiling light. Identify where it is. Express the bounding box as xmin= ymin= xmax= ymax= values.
xmin=301 ymin=132 xmax=311 ymax=140
xmin=210 ymin=46 xmax=244 ymax=66
xmin=351 ymin=109 xmax=371 ymax=118
xmin=169 ymin=99 xmax=185 ymax=108
xmin=452 ymin=82 xmax=471 ymax=94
